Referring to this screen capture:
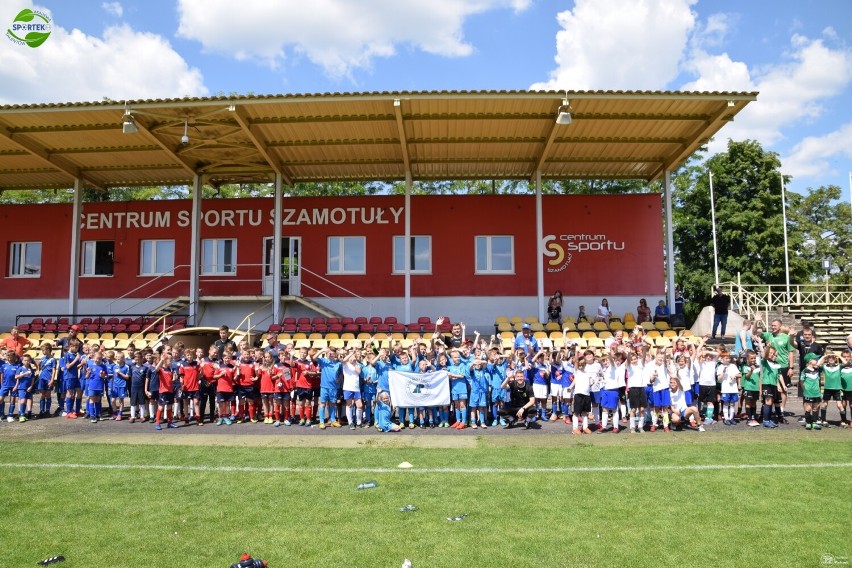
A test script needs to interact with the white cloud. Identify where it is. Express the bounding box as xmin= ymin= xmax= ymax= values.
xmin=530 ymin=0 xmax=697 ymax=91
xmin=684 ymin=32 xmax=852 ymax=152
xmin=0 ymin=2 xmax=207 ymax=104
xmin=102 ymin=1 xmax=123 ymax=17
xmin=176 ymin=0 xmax=529 ymax=79
xmin=782 ymin=122 xmax=852 ymax=179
